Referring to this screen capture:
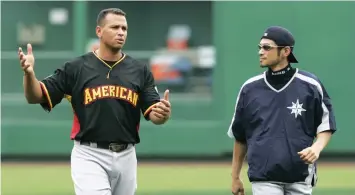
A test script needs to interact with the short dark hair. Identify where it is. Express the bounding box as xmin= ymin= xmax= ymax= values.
xmin=96 ymin=8 xmax=126 ymax=26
